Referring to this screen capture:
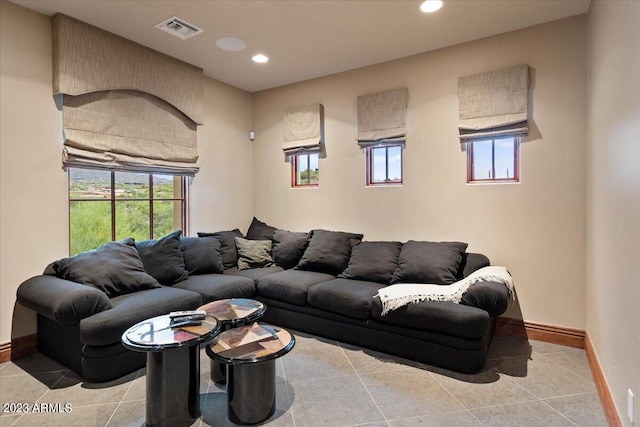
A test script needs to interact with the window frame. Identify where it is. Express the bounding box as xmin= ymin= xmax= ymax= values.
xmin=291 ymin=153 xmax=319 ymax=188
xmin=365 ymin=145 xmax=404 ymax=186
xmin=466 ymin=136 xmax=520 ymax=184
xmin=68 ymin=169 xmax=189 ymax=254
